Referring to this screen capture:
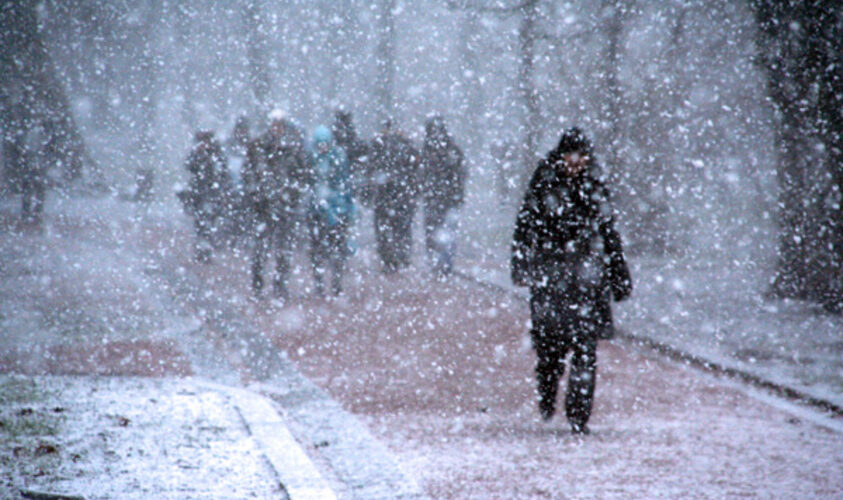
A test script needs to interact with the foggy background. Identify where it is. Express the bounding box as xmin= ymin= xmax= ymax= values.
xmin=1 ymin=0 xmax=841 ymax=310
